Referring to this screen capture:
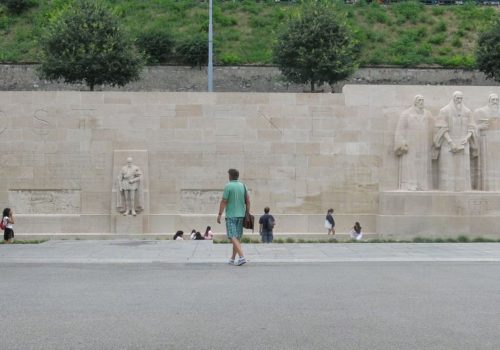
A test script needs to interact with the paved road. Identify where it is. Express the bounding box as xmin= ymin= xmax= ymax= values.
xmin=2 ymin=241 xmax=500 ymax=349
xmin=1 ymin=262 xmax=500 ymax=350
